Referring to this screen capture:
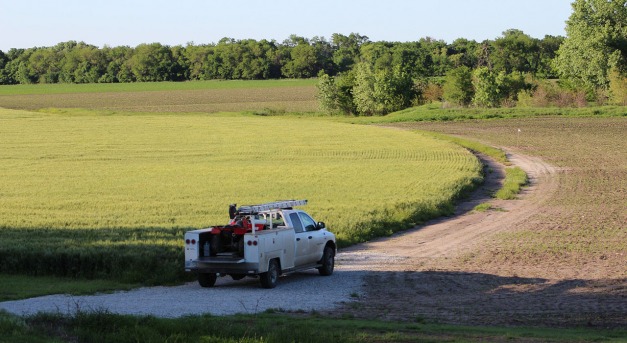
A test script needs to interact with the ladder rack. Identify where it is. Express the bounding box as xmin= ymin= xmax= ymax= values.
xmin=237 ymin=200 xmax=307 ymax=214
